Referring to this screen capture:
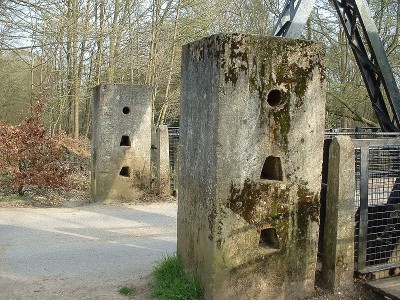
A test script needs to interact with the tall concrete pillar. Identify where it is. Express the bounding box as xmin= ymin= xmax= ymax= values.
xmin=322 ymin=136 xmax=355 ymax=292
xmin=91 ymin=84 xmax=152 ymax=202
xmin=178 ymin=34 xmax=326 ymax=299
